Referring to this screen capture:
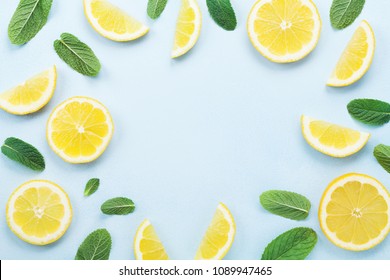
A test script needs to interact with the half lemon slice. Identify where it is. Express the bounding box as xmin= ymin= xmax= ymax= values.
xmin=172 ymin=0 xmax=202 ymax=58
xmin=301 ymin=115 xmax=370 ymax=158
xmin=47 ymin=96 xmax=114 ymax=164
xmin=319 ymin=173 xmax=390 ymax=251
xmin=247 ymin=0 xmax=321 ymax=63
xmin=195 ymin=203 xmax=236 ymax=260
xmin=327 ymin=21 xmax=375 ymax=87
xmin=6 ymin=180 xmax=72 ymax=245
xmin=84 ymin=0 xmax=149 ymax=41
xmin=0 ymin=66 xmax=56 ymax=115
xmin=134 ymin=219 xmax=169 ymax=260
